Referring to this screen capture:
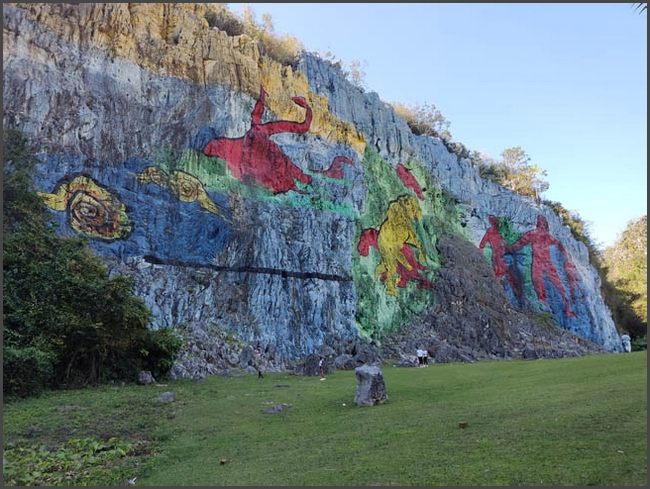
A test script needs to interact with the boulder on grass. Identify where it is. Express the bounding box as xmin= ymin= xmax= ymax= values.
xmin=137 ymin=370 xmax=155 ymax=385
xmin=354 ymin=365 xmax=388 ymax=407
